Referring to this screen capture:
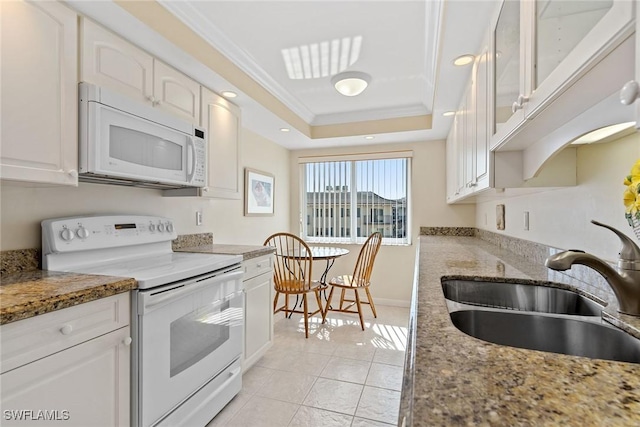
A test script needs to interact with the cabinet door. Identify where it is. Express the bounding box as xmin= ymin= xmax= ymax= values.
xmin=491 ymin=0 xmax=528 ymax=149
xmin=80 ymin=18 xmax=154 ymax=106
xmin=1 ymin=327 xmax=130 ymax=427
xmin=528 ymin=0 xmax=634 ymax=119
xmin=153 ymin=60 xmax=200 ymax=125
xmin=0 ymin=0 xmax=78 ymax=186
xmin=474 ymin=46 xmax=490 ymax=189
xmin=200 ymin=86 xmax=242 ymax=199
xmin=243 ymin=272 xmax=273 ymax=370
xmin=464 ymin=82 xmax=476 ymax=190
